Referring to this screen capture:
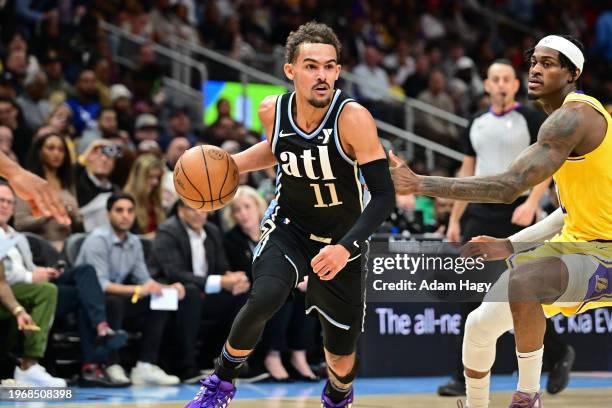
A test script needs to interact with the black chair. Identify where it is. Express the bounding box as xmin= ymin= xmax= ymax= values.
xmin=62 ymin=233 xmax=87 ymax=267
xmin=23 ymin=232 xmax=60 ymax=267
